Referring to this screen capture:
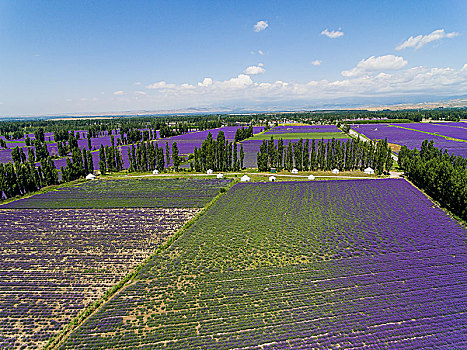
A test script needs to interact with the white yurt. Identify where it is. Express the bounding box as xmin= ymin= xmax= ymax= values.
xmin=207 ymin=169 xmax=213 ymax=175
xmin=308 ymin=174 xmax=315 ymax=180
xmin=364 ymin=167 xmax=375 ymax=174
xmin=152 ymin=169 xmax=159 ymax=175
xmin=217 ymin=173 xmax=224 ymax=179
xmin=332 ymin=168 xmax=340 ymax=174
xmin=240 ymin=175 xmax=251 ymax=182
xmin=86 ymin=173 xmax=96 ymax=180
xmin=269 ymin=175 xmax=276 ymax=182
xmin=291 ymin=168 xmax=299 ymax=174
